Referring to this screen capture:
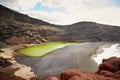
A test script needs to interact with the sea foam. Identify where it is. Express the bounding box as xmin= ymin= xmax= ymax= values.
xmin=93 ymin=44 xmax=120 ymax=64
